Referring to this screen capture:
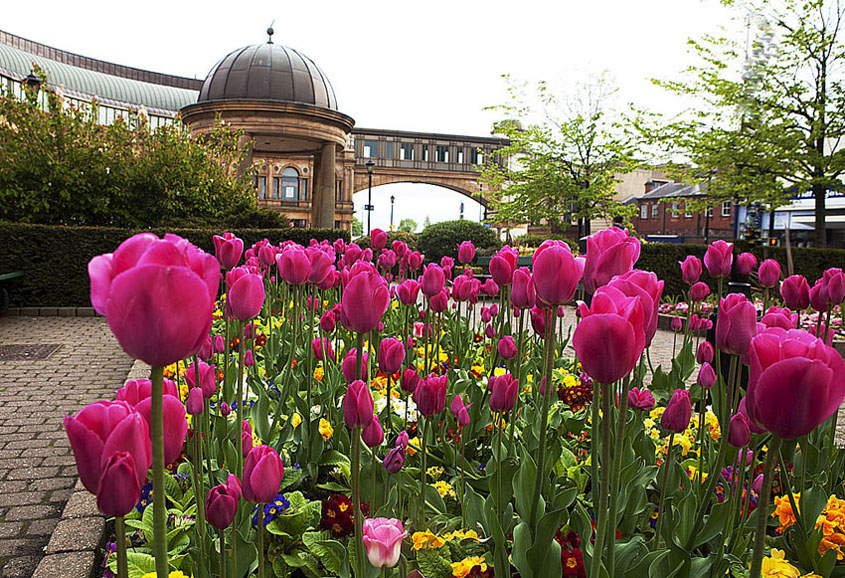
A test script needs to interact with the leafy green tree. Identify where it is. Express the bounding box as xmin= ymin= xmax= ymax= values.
xmin=0 ymin=75 xmax=284 ymax=228
xmin=352 ymin=217 xmax=363 ymax=237
xmin=656 ymin=0 xmax=845 ymax=245
xmin=480 ymin=74 xmax=639 ymax=237
xmin=398 ymin=218 xmax=417 ymax=233
xmin=422 ymin=216 xmax=432 ymax=230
